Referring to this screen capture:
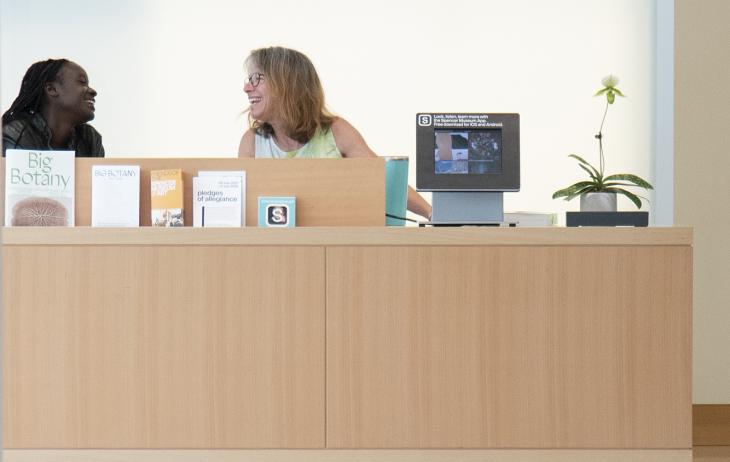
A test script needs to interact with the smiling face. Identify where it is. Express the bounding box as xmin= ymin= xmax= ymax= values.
xmin=46 ymin=62 xmax=97 ymax=124
xmin=244 ymin=65 xmax=273 ymax=122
